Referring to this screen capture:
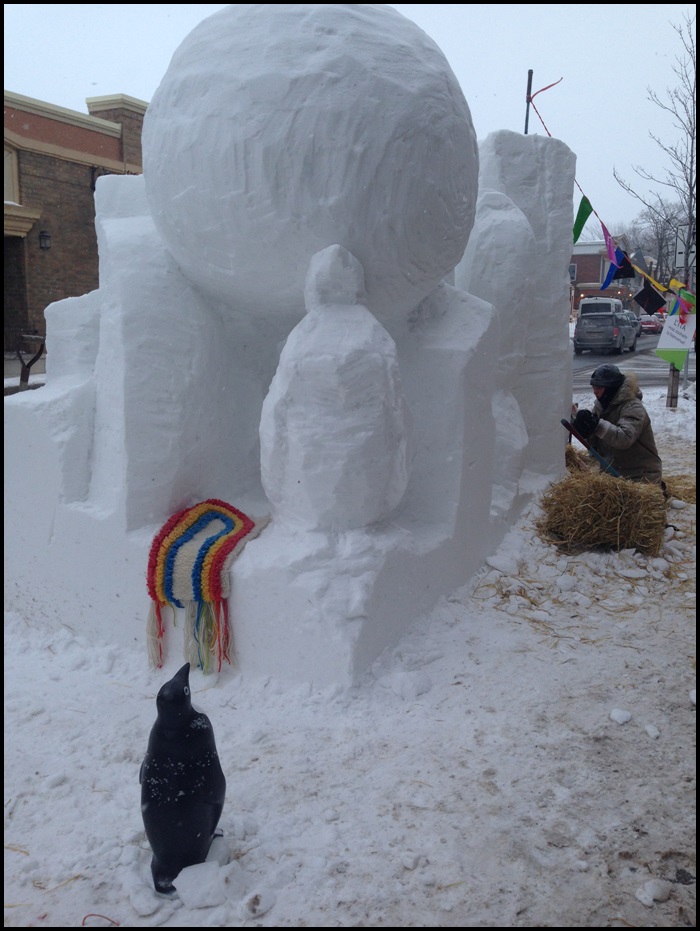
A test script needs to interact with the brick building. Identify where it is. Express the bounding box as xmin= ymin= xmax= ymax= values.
xmin=4 ymin=90 xmax=145 ymax=357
